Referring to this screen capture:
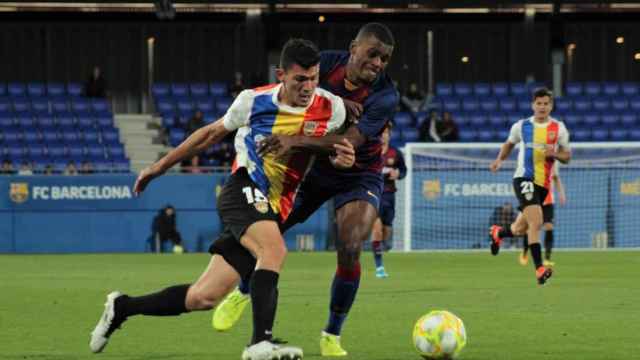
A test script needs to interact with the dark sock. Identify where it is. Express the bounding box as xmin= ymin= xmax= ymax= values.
xmin=544 ymin=230 xmax=554 ymax=260
xmin=498 ymin=227 xmax=513 ymax=238
xmin=117 ymin=284 xmax=190 ymax=318
xmin=250 ymin=269 xmax=279 ymax=344
xmin=372 ymin=241 xmax=383 ymax=268
xmin=522 ymin=235 xmax=529 ymax=255
xmin=530 ymin=243 xmax=543 ymax=269
xmin=238 ymin=278 xmax=251 ymax=295
xmin=325 ymin=262 xmax=361 ymax=336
